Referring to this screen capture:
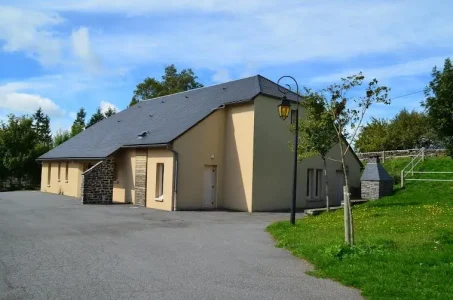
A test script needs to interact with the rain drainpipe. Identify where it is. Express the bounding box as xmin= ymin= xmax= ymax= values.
xmin=167 ymin=145 xmax=179 ymax=211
